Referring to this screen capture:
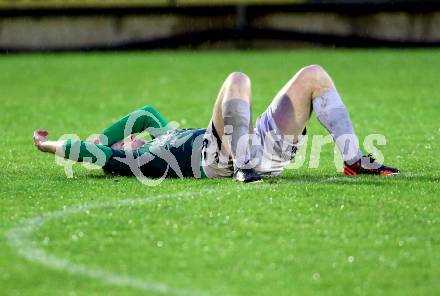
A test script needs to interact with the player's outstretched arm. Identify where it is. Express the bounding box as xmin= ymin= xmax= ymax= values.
xmin=101 ymin=105 xmax=172 ymax=146
xmin=33 ymin=129 xmax=113 ymax=165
